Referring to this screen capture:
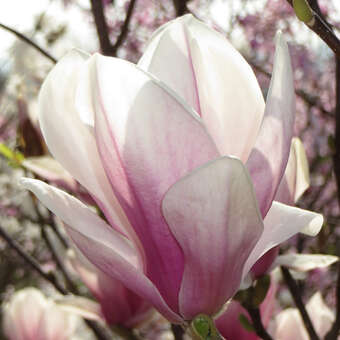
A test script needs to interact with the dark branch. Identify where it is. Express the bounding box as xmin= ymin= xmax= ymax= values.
xmin=281 ymin=267 xmax=320 ymax=340
xmin=171 ymin=324 xmax=185 ymax=340
xmin=90 ymin=0 xmax=113 ymax=55
xmin=0 ymin=22 xmax=56 ymax=63
xmin=90 ymin=0 xmax=136 ymax=56
xmin=111 ymin=0 xmax=137 ymax=56
xmin=172 ymin=0 xmax=189 ymax=17
xmin=245 ymin=306 xmax=273 ymax=340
